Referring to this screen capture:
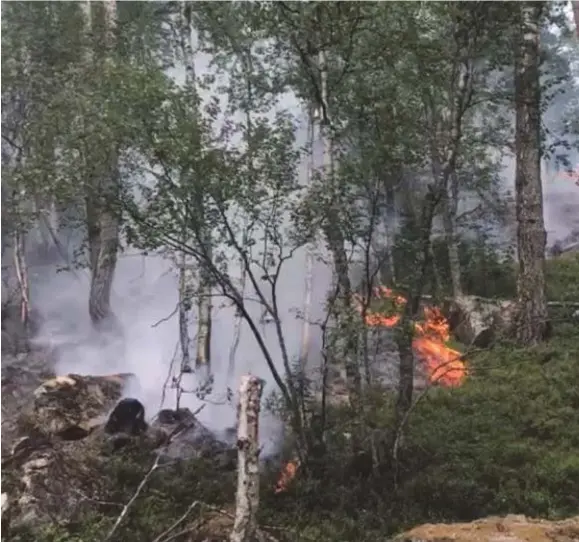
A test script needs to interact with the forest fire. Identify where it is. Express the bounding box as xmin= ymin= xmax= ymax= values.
xmin=274 ymin=459 xmax=300 ymax=494
xmin=274 ymin=288 xmax=465 ymax=494
xmin=355 ymin=286 xmax=466 ymax=387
